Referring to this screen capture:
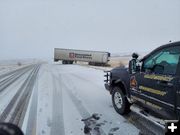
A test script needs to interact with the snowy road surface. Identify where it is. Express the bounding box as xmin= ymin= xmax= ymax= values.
xmin=0 ymin=64 xmax=140 ymax=135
